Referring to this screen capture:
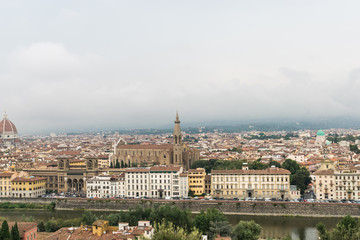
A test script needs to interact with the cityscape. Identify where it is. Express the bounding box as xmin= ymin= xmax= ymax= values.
xmin=2 ymin=1 xmax=360 ymax=240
